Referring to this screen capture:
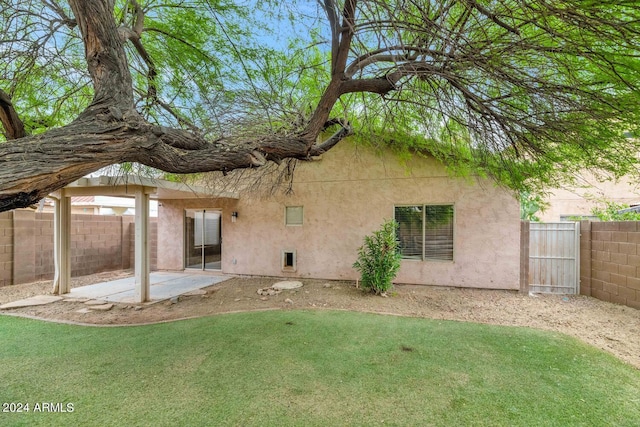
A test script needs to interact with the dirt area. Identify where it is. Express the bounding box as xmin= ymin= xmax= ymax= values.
xmin=1 ymin=270 xmax=639 ymax=370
